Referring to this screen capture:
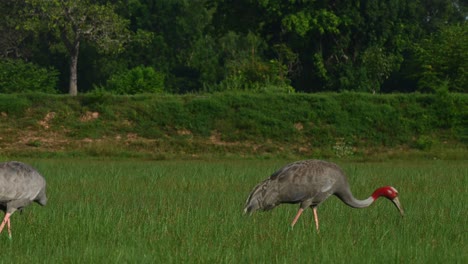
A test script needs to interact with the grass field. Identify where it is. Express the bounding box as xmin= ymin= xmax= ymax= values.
xmin=0 ymin=158 xmax=466 ymax=263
